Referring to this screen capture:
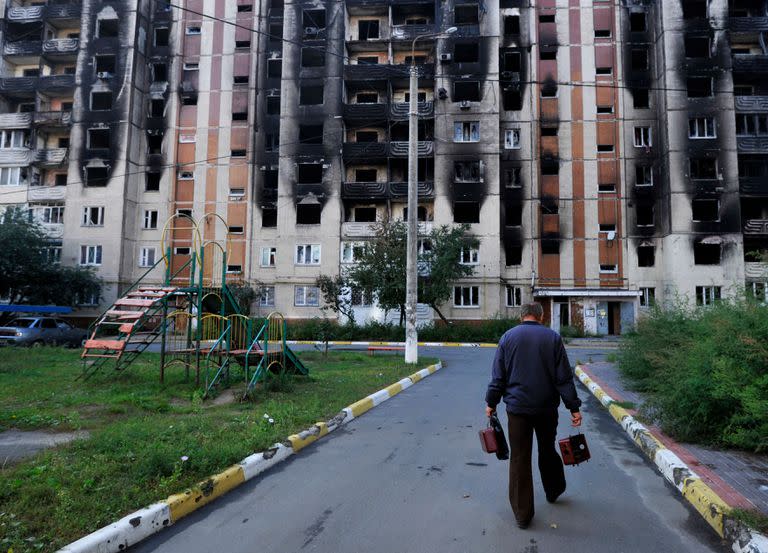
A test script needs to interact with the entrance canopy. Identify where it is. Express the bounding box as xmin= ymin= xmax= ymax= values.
xmin=533 ymin=289 xmax=641 ymax=298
